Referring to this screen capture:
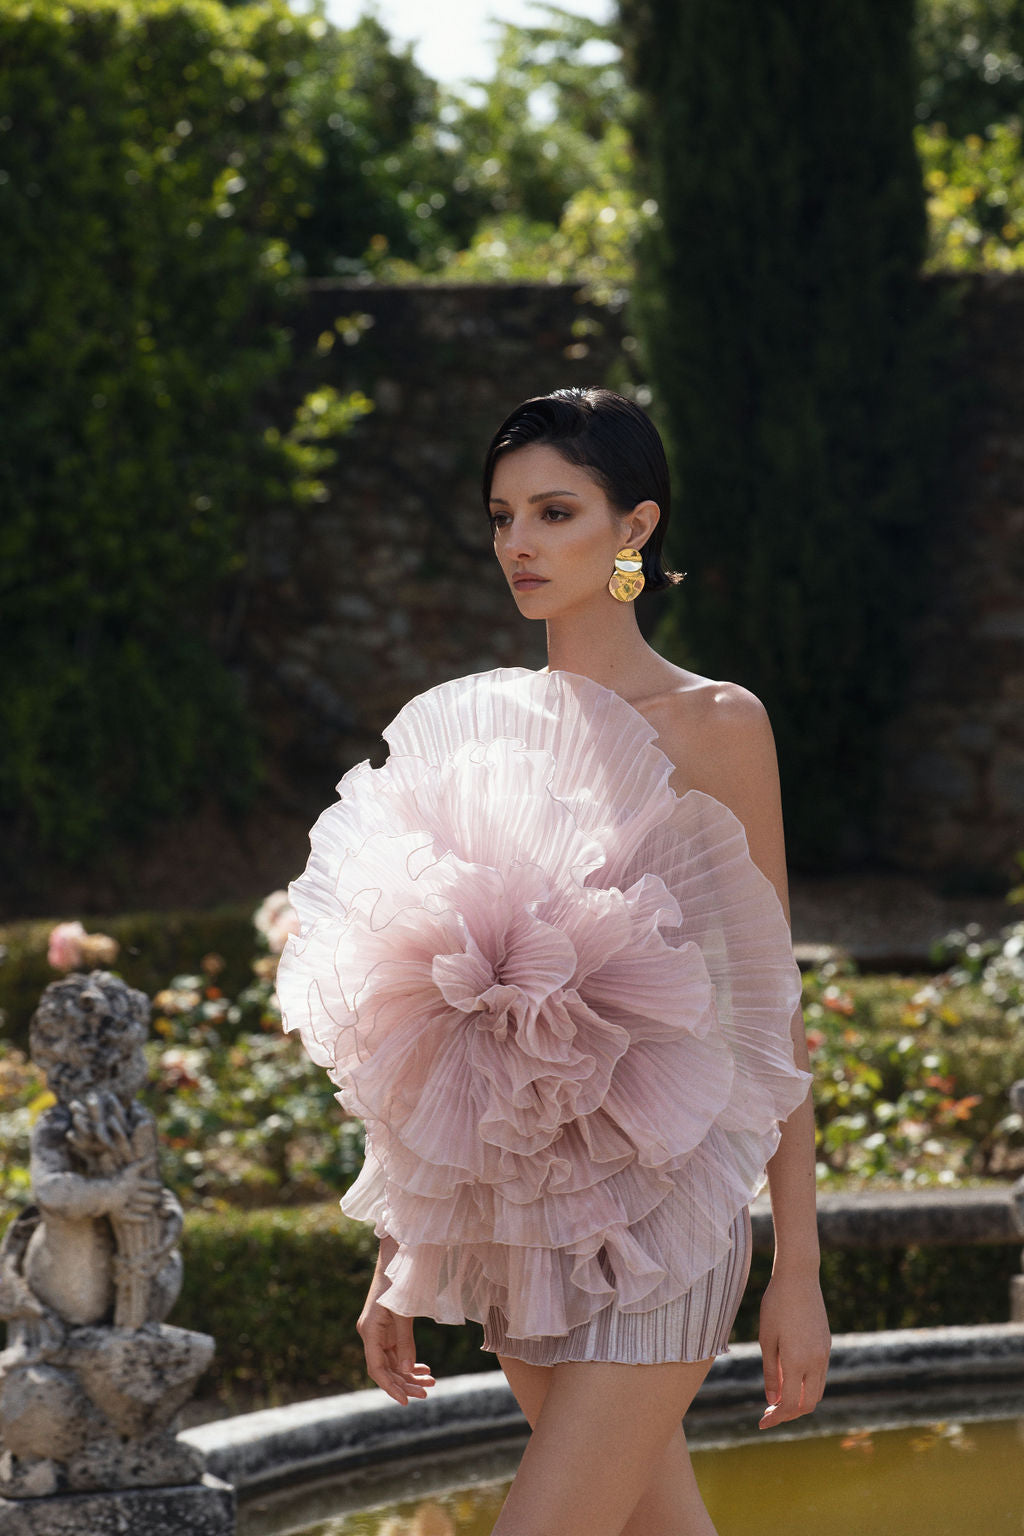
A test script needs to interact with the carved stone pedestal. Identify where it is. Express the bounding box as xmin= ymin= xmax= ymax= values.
xmin=0 ymin=1473 xmax=235 ymax=1535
